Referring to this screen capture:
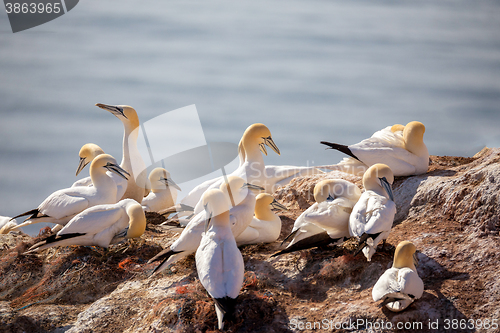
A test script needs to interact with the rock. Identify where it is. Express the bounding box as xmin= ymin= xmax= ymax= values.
xmin=1 ymin=149 xmax=500 ymax=332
